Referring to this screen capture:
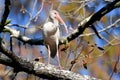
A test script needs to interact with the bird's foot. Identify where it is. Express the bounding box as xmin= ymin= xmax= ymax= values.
xmin=57 ymin=64 xmax=64 ymax=69
xmin=57 ymin=66 xmax=62 ymax=69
